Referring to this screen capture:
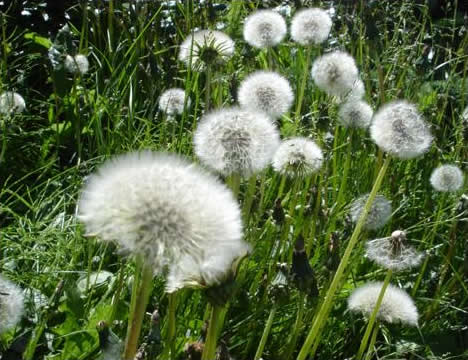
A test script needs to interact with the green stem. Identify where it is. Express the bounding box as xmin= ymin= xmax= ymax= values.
xmin=364 ymin=320 xmax=380 ymax=360
xmin=254 ymin=304 xmax=278 ymax=360
xmin=242 ymin=175 xmax=257 ymax=224
xmin=205 ymin=66 xmax=212 ymax=110
xmin=296 ymin=156 xmax=391 ymax=360
xmin=202 ymin=304 xmax=223 ymax=360
xmin=283 ymin=294 xmax=306 ymax=360
xmin=162 ymin=292 xmax=178 ymax=360
xmin=294 ymin=46 xmax=312 ymax=128
xmin=227 ymin=173 xmax=241 ymax=198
